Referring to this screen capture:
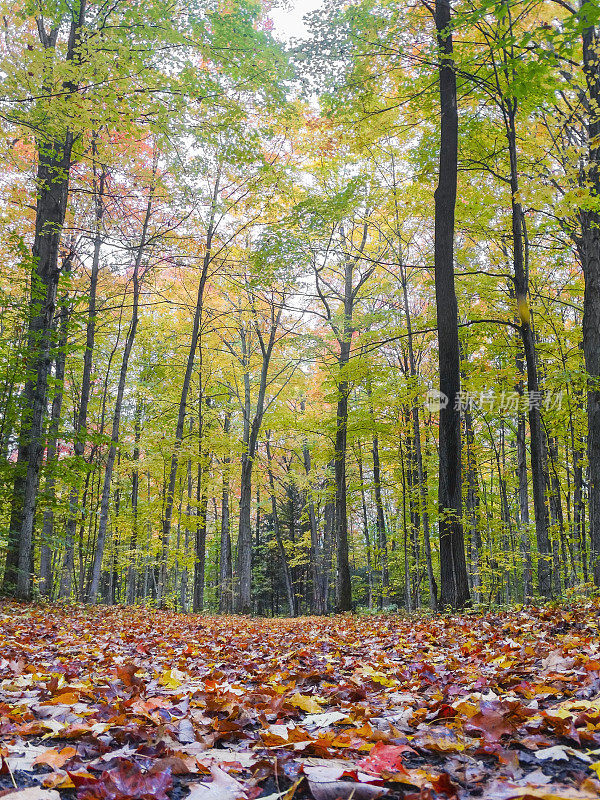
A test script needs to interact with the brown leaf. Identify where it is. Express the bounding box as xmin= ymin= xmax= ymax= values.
xmin=33 ymin=747 xmax=77 ymax=770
